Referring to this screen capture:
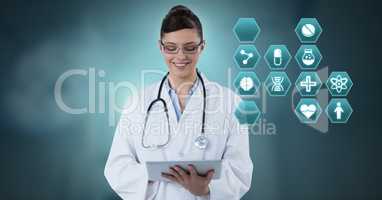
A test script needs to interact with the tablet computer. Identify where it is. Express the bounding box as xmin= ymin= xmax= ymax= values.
xmin=146 ymin=160 xmax=222 ymax=181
